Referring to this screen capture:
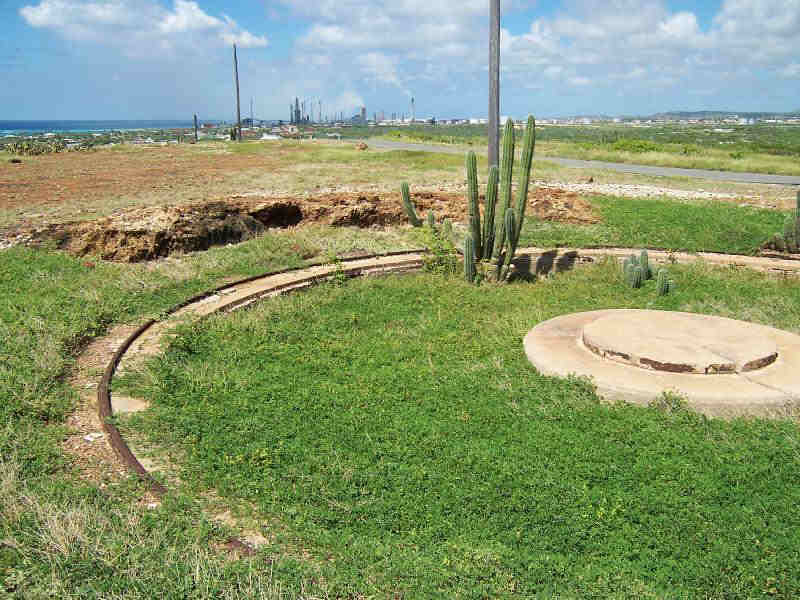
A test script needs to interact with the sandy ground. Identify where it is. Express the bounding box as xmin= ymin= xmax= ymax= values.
xmin=1 ymin=140 xmax=796 ymax=258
